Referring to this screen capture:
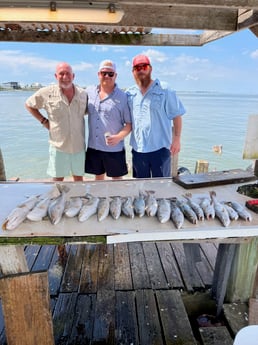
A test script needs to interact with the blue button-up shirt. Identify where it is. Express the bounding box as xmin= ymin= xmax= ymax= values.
xmin=86 ymin=84 xmax=131 ymax=152
xmin=126 ymin=79 xmax=185 ymax=153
